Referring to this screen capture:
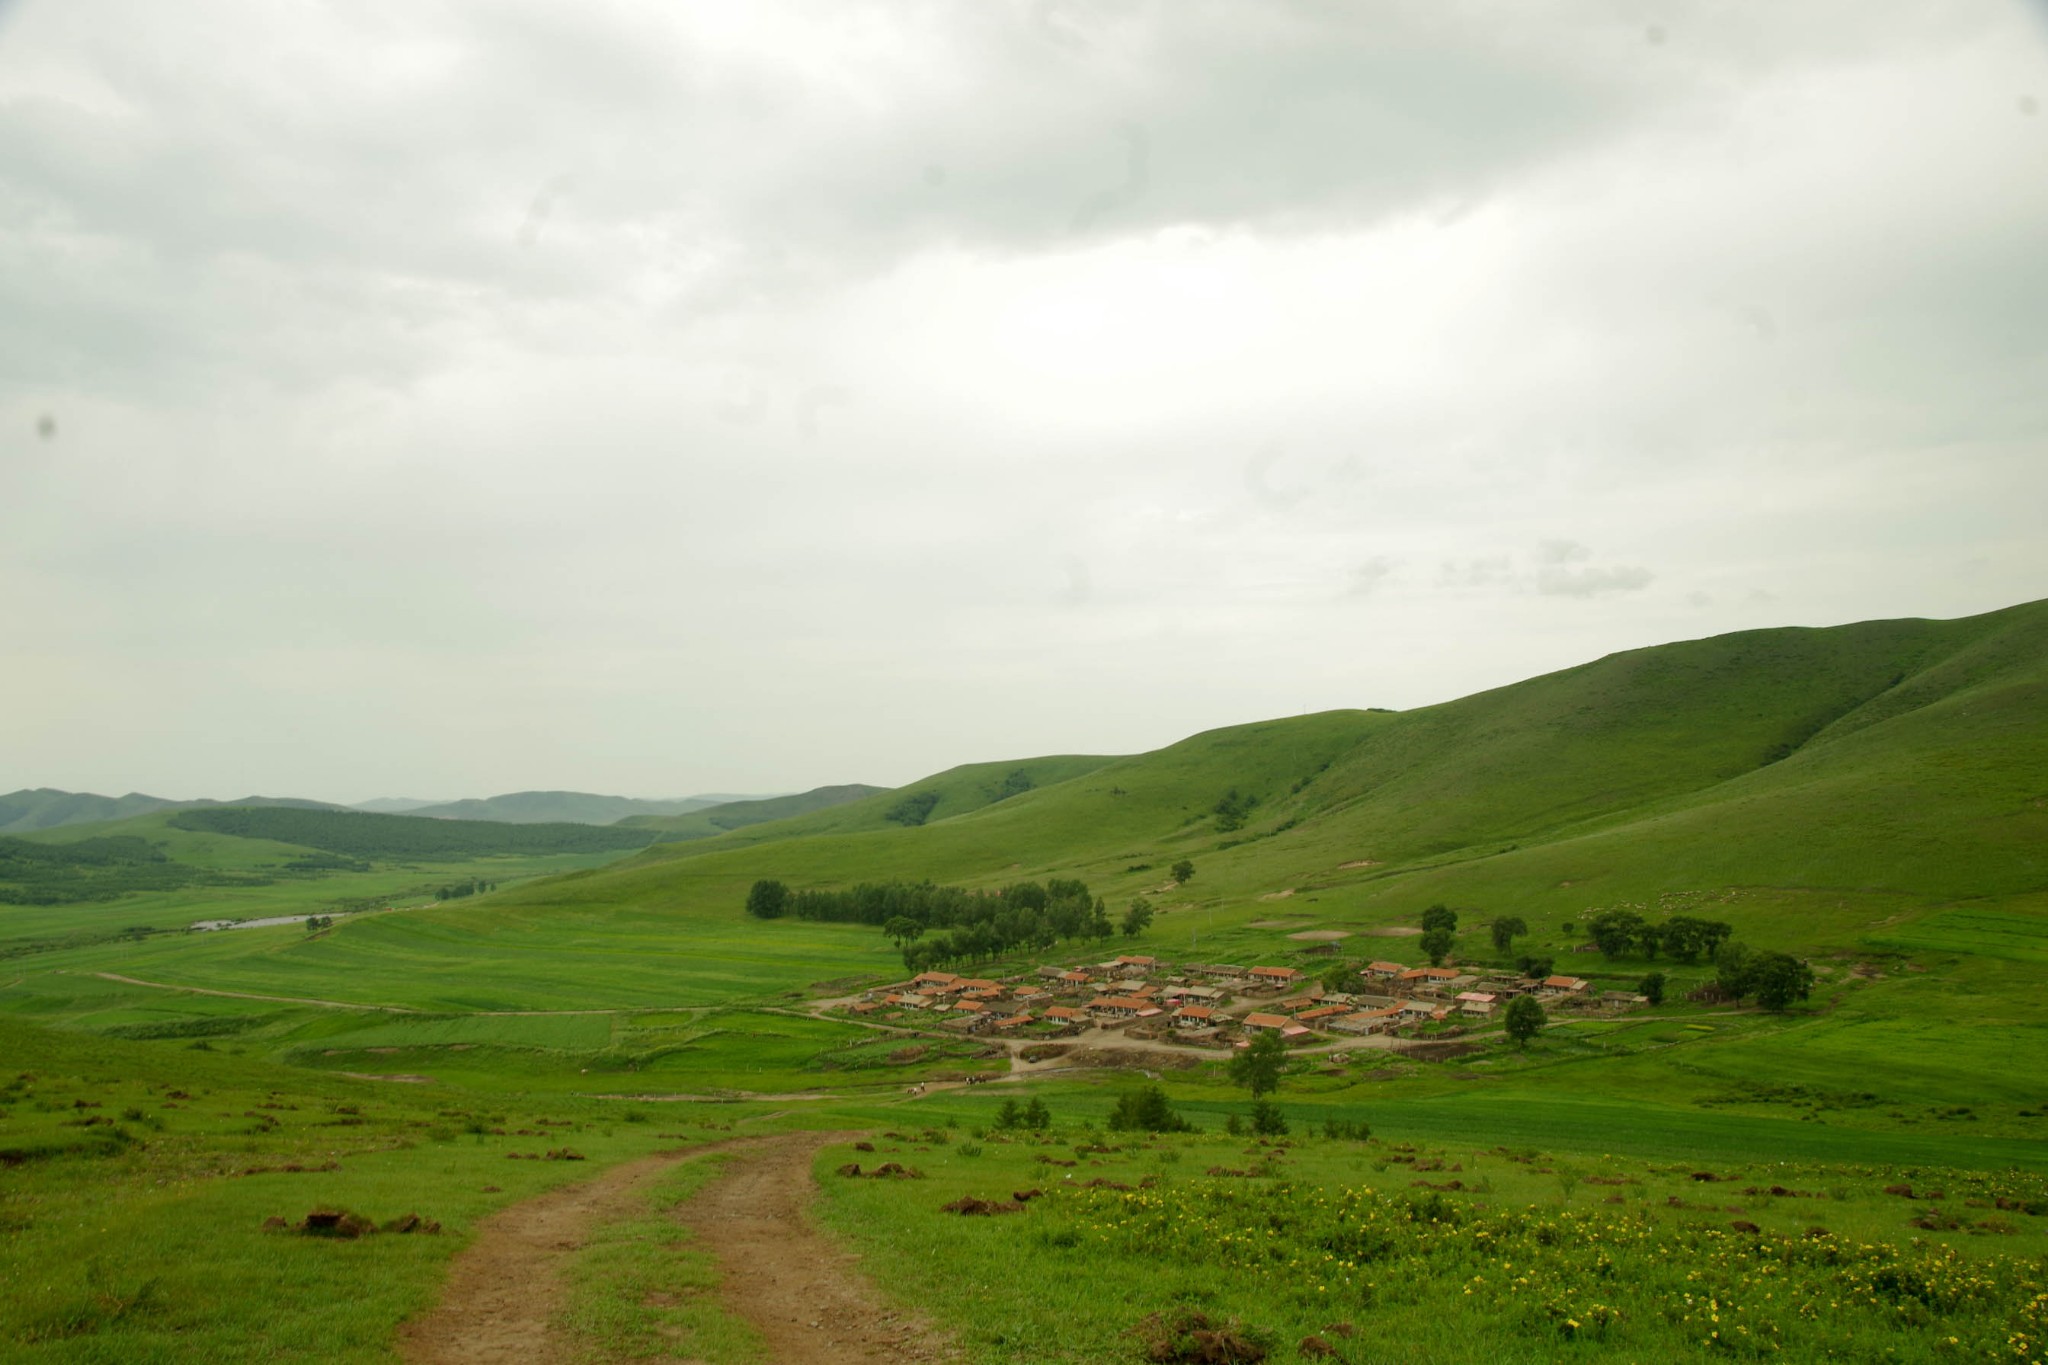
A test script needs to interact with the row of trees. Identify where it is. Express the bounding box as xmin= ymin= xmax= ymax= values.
xmin=744 ymin=877 xmax=1122 ymax=970
xmin=1586 ymin=910 xmax=1734 ymax=963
